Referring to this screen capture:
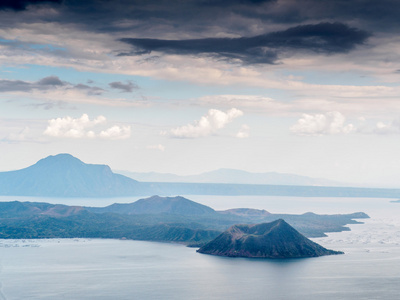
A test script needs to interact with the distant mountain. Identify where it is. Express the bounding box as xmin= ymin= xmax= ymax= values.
xmin=0 ymin=154 xmax=140 ymax=197
xmin=197 ymin=219 xmax=343 ymax=258
xmin=2 ymin=153 xmax=400 ymax=199
xmin=88 ymin=195 xmax=217 ymax=216
xmin=118 ymin=168 xmax=345 ymax=186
